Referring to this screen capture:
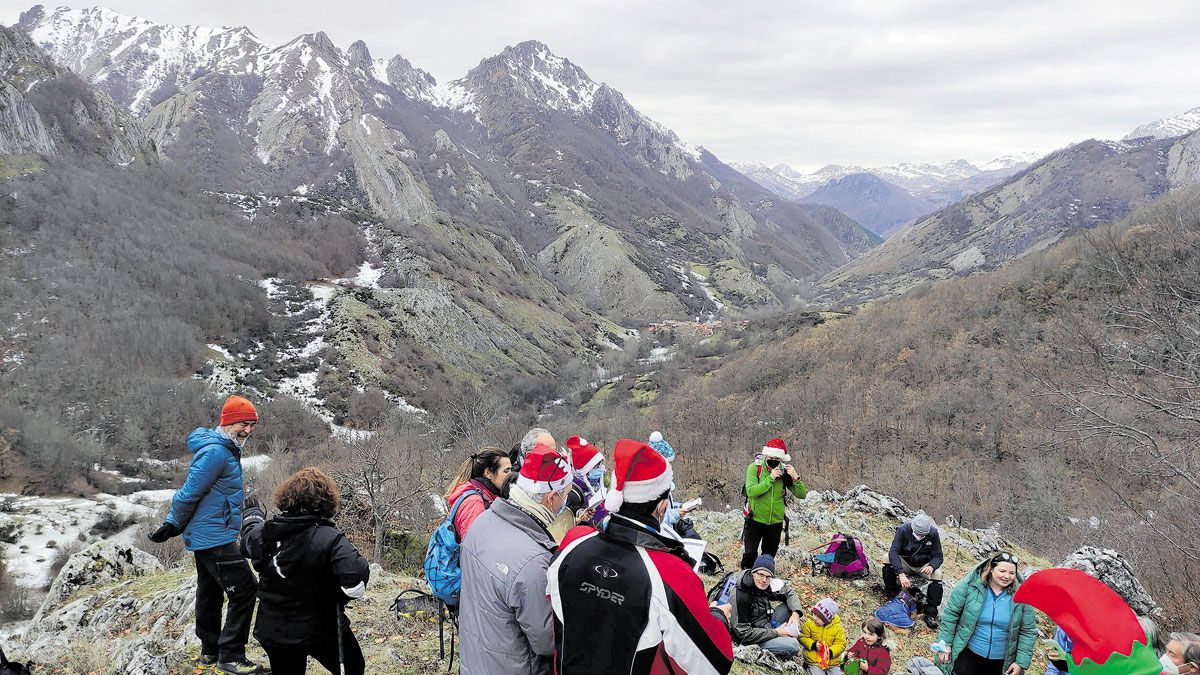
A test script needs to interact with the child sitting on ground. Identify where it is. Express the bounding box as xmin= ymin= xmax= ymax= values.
xmin=847 ymin=617 xmax=891 ymax=675
xmin=801 ymin=598 xmax=847 ymax=675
